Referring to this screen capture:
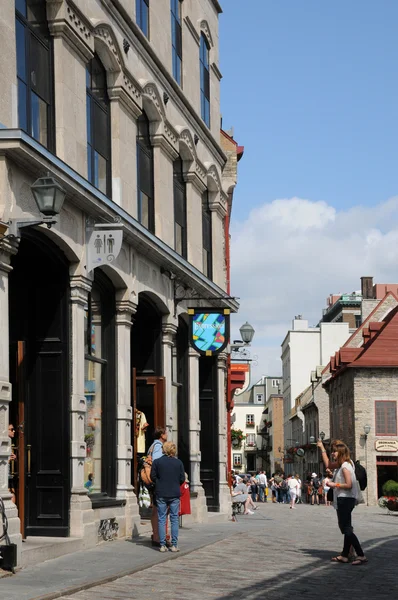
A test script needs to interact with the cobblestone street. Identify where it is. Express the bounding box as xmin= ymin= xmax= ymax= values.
xmin=55 ymin=503 xmax=398 ymax=600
